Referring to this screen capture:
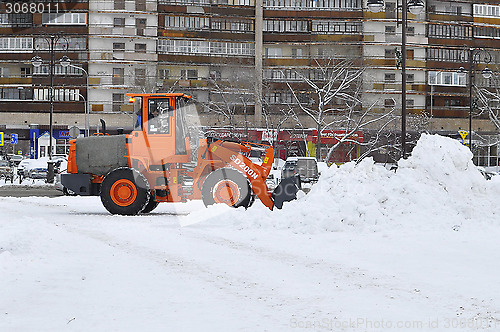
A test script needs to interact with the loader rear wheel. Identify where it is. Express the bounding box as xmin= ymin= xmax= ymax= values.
xmin=202 ymin=168 xmax=251 ymax=208
xmin=141 ymin=194 xmax=159 ymax=214
xmin=100 ymin=168 xmax=150 ymax=215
